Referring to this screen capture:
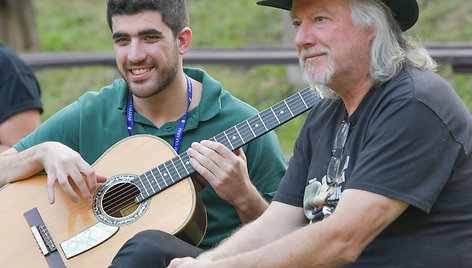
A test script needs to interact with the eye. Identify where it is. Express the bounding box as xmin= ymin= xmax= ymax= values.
xmin=315 ymin=17 xmax=327 ymax=23
xmin=144 ymin=34 xmax=160 ymax=42
xmin=113 ymin=37 xmax=129 ymax=45
xmin=292 ymin=20 xmax=301 ymax=29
